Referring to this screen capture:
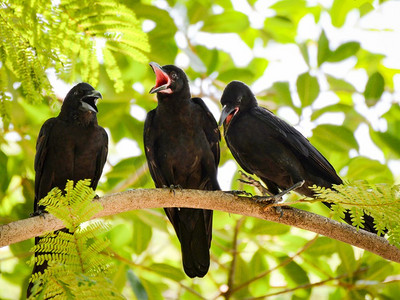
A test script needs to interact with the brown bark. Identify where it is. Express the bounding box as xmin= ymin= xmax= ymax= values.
xmin=1 ymin=189 xmax=399 ymax=263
